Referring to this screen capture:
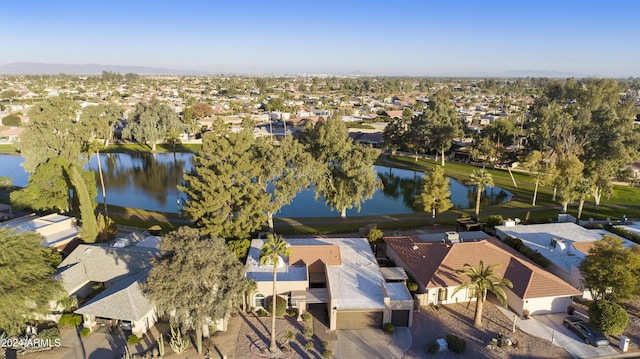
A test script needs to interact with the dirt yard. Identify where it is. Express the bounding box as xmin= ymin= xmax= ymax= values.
xmin=404 ymin=302 xmax=572 ymax=359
